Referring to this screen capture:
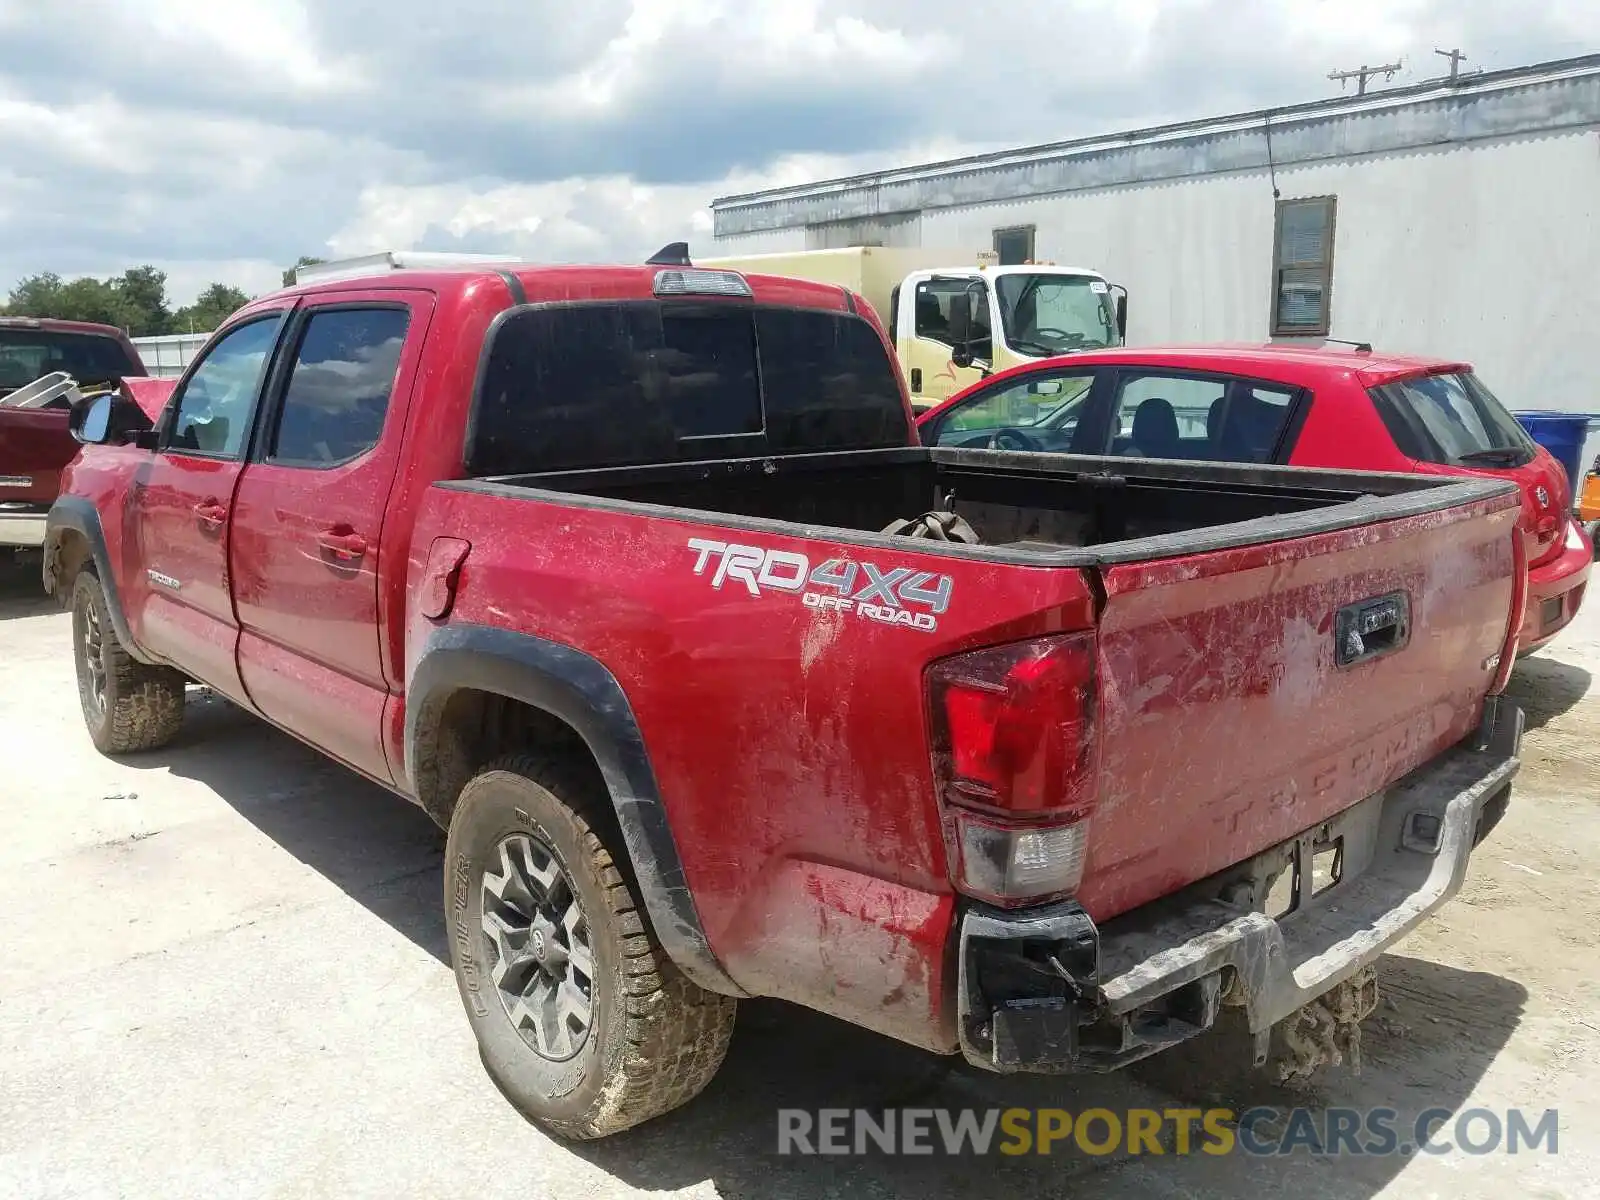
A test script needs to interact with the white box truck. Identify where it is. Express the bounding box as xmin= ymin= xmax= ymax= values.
xmin=700 ymin=246 xmax=1127 ymax=410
